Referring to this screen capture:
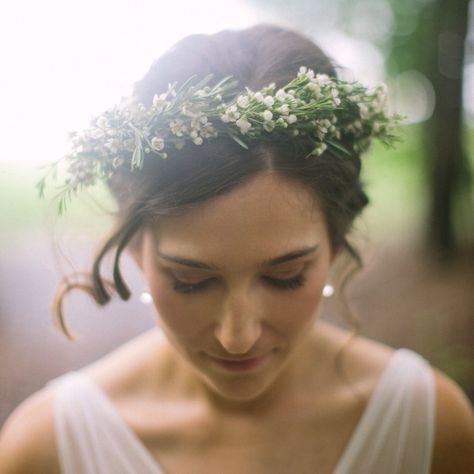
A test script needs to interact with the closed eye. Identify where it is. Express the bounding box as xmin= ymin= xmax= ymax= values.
xmin=263 ymin=273 xmax=306 ymax=289
xmin=171 ymin=277 xmax=212 ymax=293
xmin=170 ymin=273 xmax=306 ymax=294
